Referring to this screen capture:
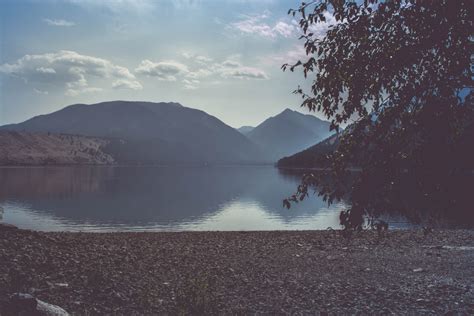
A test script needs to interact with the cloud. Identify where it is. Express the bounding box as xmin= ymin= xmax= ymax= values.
xmin=135 ymin=60 xmax=189 ymax=81
xmin=220 ymin=66 xmax=269 ymax=80
xmin=186 ymin=68 xmax=213 ymax=79
xmin=135 ymin=53 xmax=269 ymax=90
xmin=230 ymin=12 xmax=296 ymax=39
xmin=230 ymin=10 xmax=336 ymax=40
xmin=181 ymin=52 xmax=213 ymax=65
xmin=112 ymin=79 xmax=143 ymax=90
xmin=306 ymin=12 xmax=337 ymax=39
xmin=36 ymin=67 xmax=56 ymax=74
xmin=182 ymin=78 xmax=198 ymax=90
xmin=221 ymin=60 xmax=241 ymax=68
xmin=214 ymin=58 xmax=269 ymax=80
xmin=0 ymin=50 xmax=142 ymax=95
xmin=185 ymin=54 xmax=269 ymax=80
xmin=262 ymin=45 xmax=308 ymax=65
xmin=43 ymin=18 xmax=75 ymax=27
xmin=273 ymin=21 xmax=294 ymax=37
xmin=195 ymin=55 xmax=213 ymax=64
xmin=66 ymin=87 xmax=103 ymax=97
